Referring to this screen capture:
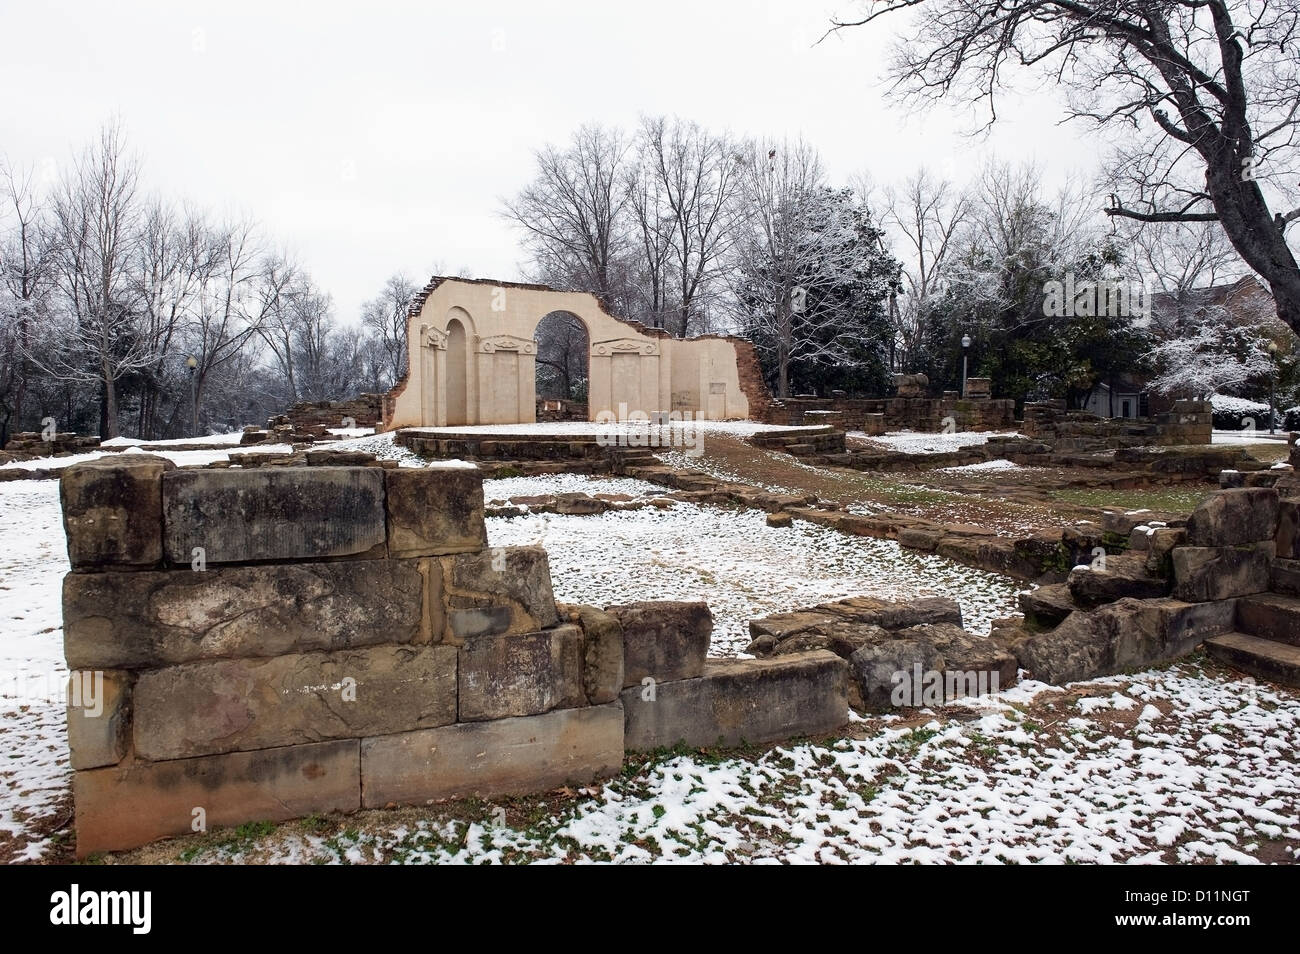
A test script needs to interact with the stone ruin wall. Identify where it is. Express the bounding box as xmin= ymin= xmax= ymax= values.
xmin=267 ymin=393 xmax=385 ymax=434
xmin=57 ymin=455 xmax=847 ymax=856
xmin=1022 ymin=399 xmax=1213 ymax=447
xmin=764 ymin=380 xmax=1016 ymax=434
